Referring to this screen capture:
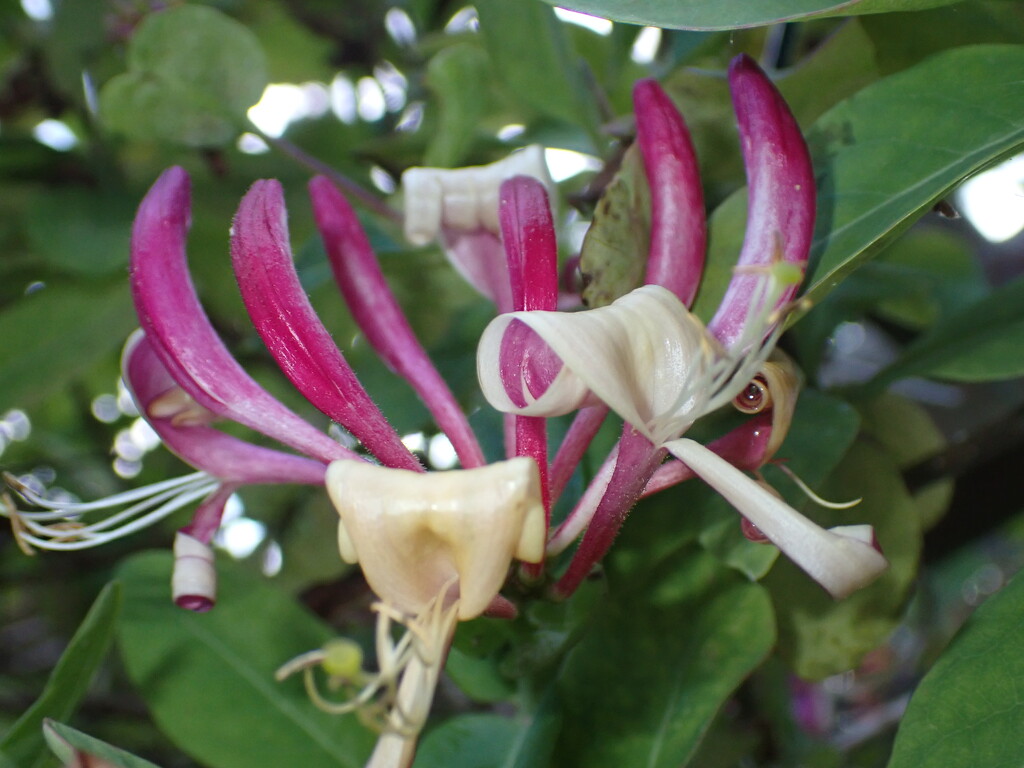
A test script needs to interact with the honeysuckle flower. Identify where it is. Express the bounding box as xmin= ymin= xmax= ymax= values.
xmin=5 ymin=160 xmax=556 ymax=767
xmin=401 ymin=145 xmax=554 ymax=312
xmin=478 ymin=54 xmax=888 ymax=600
